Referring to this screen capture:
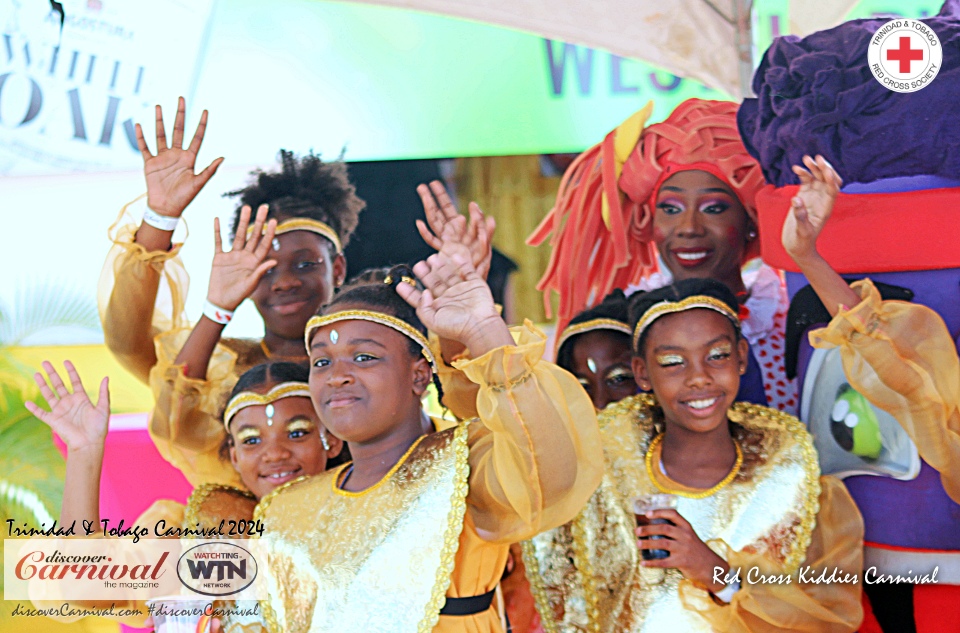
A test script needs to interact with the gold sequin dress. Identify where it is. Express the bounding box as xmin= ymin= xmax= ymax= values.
xmin=523 ymin=394 xmax=864 ymax=633
xmin=253 ymin=323 xmax=604 ymax=633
